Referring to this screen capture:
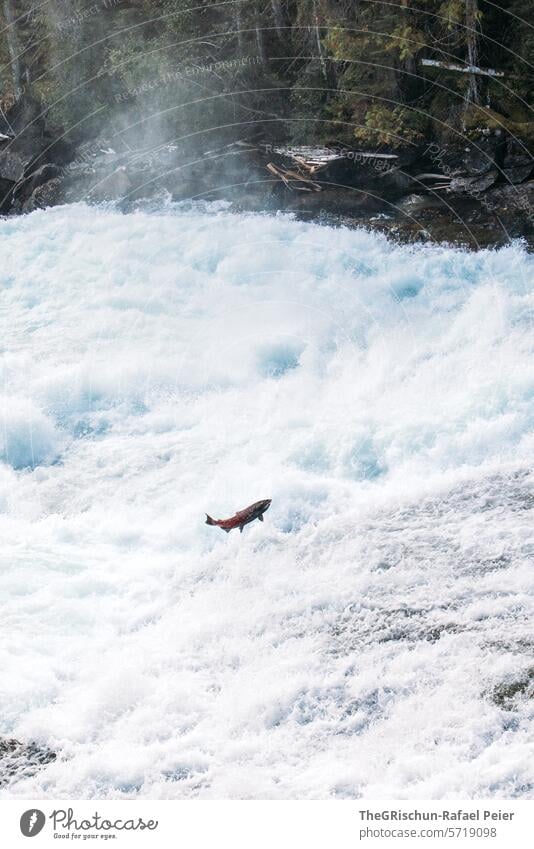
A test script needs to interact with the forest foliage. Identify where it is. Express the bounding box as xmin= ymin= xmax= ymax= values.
xmin=1 ymin=1 xmax=533 ymax=150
